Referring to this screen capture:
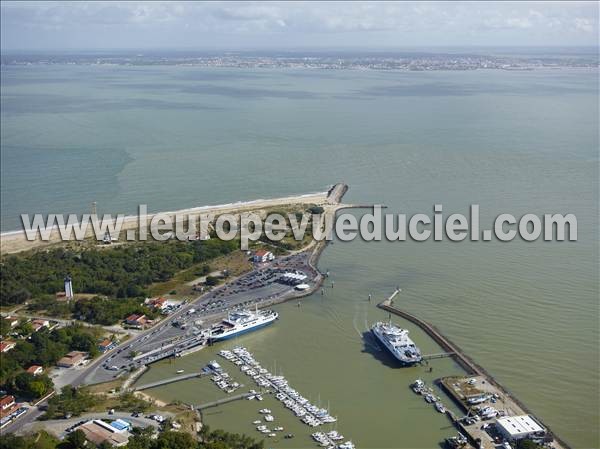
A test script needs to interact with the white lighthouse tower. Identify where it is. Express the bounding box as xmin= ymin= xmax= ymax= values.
xmin=64 ymin=276 xmax=74 ymax=300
